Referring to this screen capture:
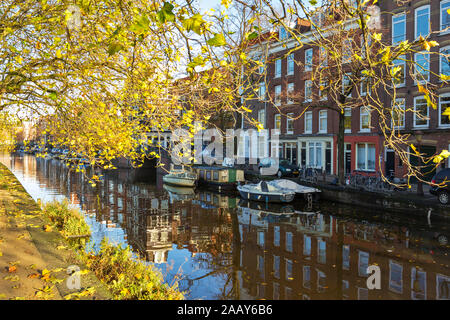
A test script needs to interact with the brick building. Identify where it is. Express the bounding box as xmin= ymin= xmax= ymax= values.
xmin=241 ymin=0 xmax=450 ymax=180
